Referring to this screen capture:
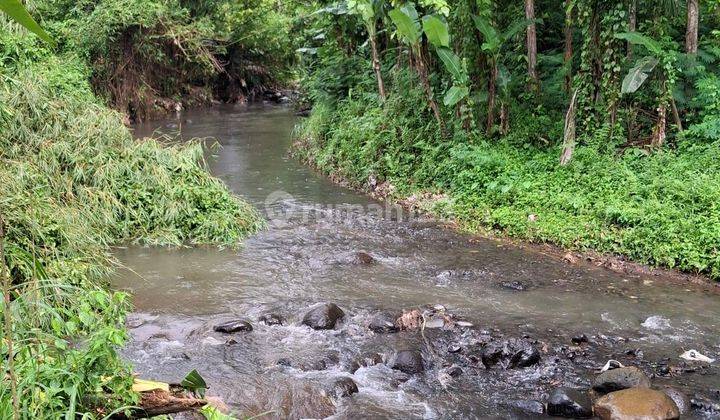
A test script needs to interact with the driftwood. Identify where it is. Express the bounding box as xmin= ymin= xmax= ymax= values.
xmin=112 ymin=389 xmax=206 ymax=419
